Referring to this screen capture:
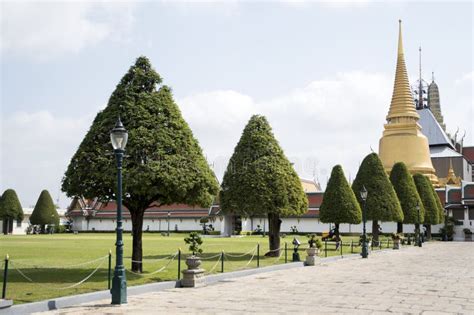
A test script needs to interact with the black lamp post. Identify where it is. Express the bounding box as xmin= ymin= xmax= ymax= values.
xmin=360 ymin=185 xmax=369 ymax=259
xmin=167 ymin=211 xmax=171 ymax=236
xmin=416 ymin=203 xmax=422 ymax=248
xmin=110 ymin=118 xmax=128 ymax=305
